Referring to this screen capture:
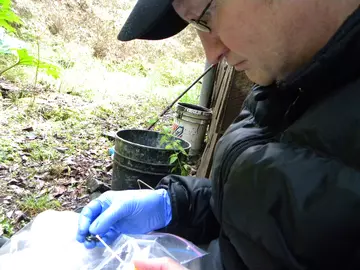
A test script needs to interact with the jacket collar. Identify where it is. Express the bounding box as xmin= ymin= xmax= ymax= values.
xmin=278 ymin=5 xmax=360 ymax=94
